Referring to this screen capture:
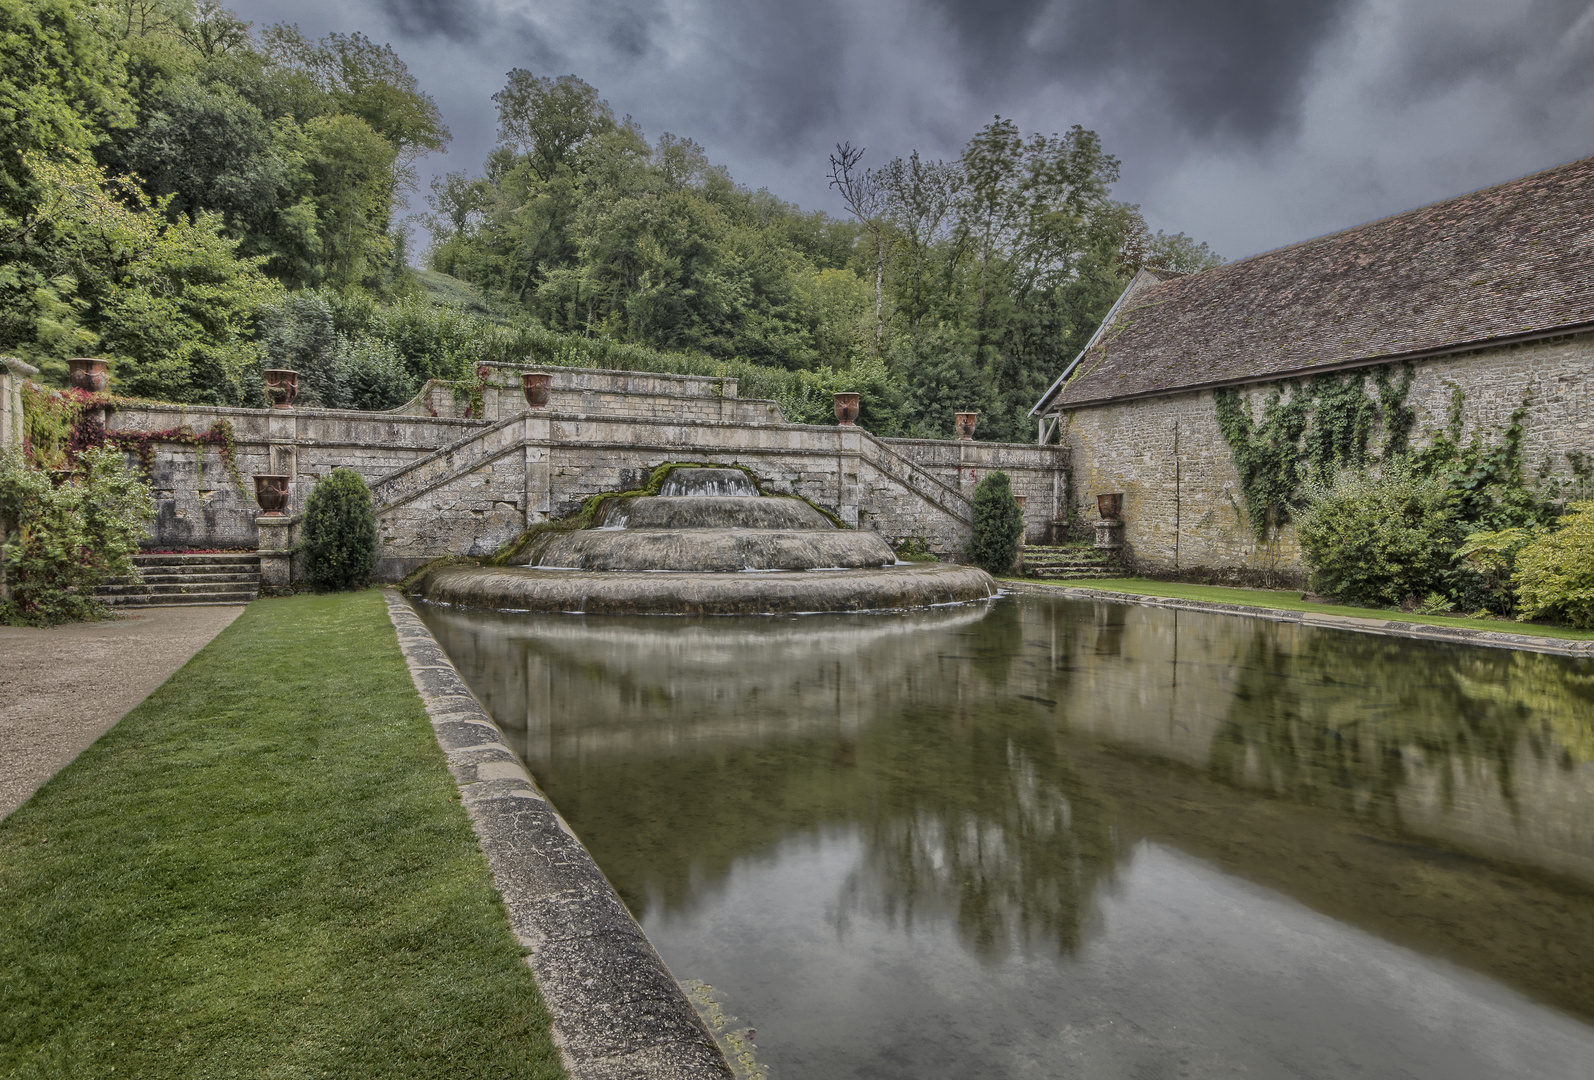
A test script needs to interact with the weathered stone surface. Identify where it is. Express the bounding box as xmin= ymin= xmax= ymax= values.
xmin=594 ymin=494 xmax=831 ymax=530
xmin=523 ymin=527 xmax=897 ymax=572
xmin=414 ymin=562 xmax=999 ymax=615
xmin=383 ymin=593 xmax=733 ymax=1079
